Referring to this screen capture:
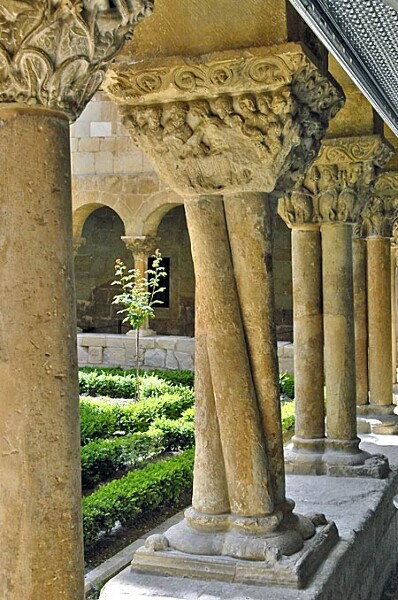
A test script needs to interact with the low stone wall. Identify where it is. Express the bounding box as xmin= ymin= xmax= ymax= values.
xmin=77 ymin=333 xmax=294 ymax=374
